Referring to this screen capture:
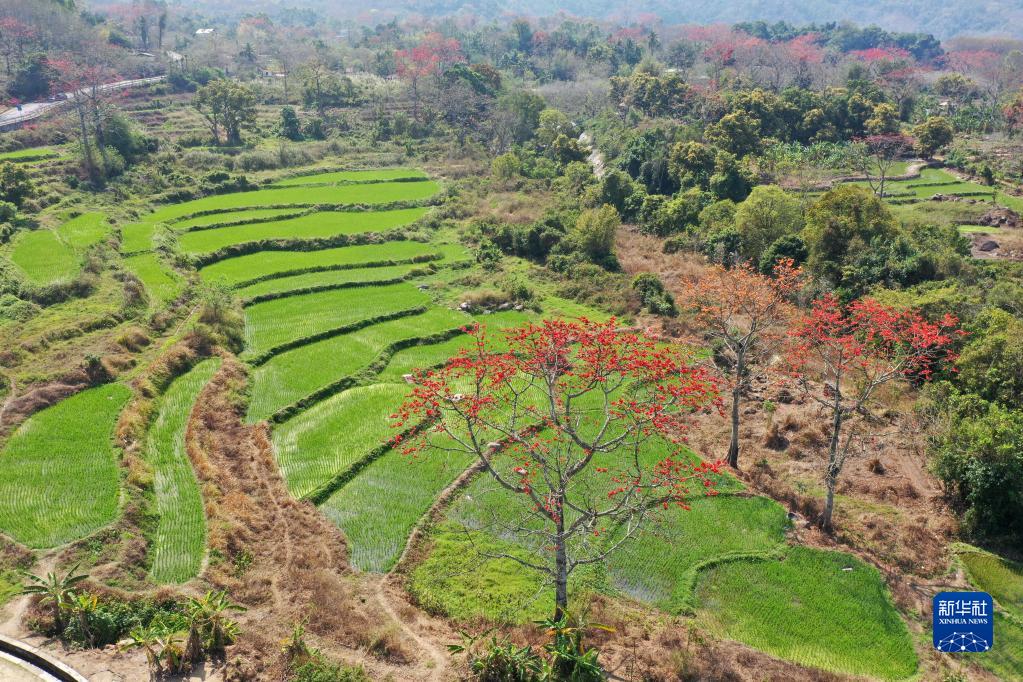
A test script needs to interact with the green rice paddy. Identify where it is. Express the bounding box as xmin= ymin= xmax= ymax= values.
xmin=242 ymin=281 xmax=431 ymax=355
xmin=123 ymin=253 xmax=185 ymax=305
xmin=320 ymin=440 xmax=475 ymax=572
xmin=271 ymin=383 xmax=411 ymax=499
xmin=9 ymin=229 xmax=79 ymax=285
xmin=145 ymin=179 xmax=441 ymax=225
xmin=57 ymin=212 xmax=111 ymax=250
xmin=235 ymin=263 xmax=422 ymax=301
xmin=146 ymin=359 xmax=220 ymax=583
xmin=172 ymin=208 xmax=302 ymax=230
xmin=272 ymin=168 xmax=428 ymax=185
xmin=695 ymin=547 xmax=917 ymax=680
xmin=177 ymin=207 xmax=430 ymax=255
xmin=247 ymin=305 xmax=467 ymax=421
xmin=199 ymin=240 xmax=450 ymax=287
xmin=0 ymin=384 xmax=131 ymax=548
xmin=608 ymin=495 xmax=790 ymax=613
